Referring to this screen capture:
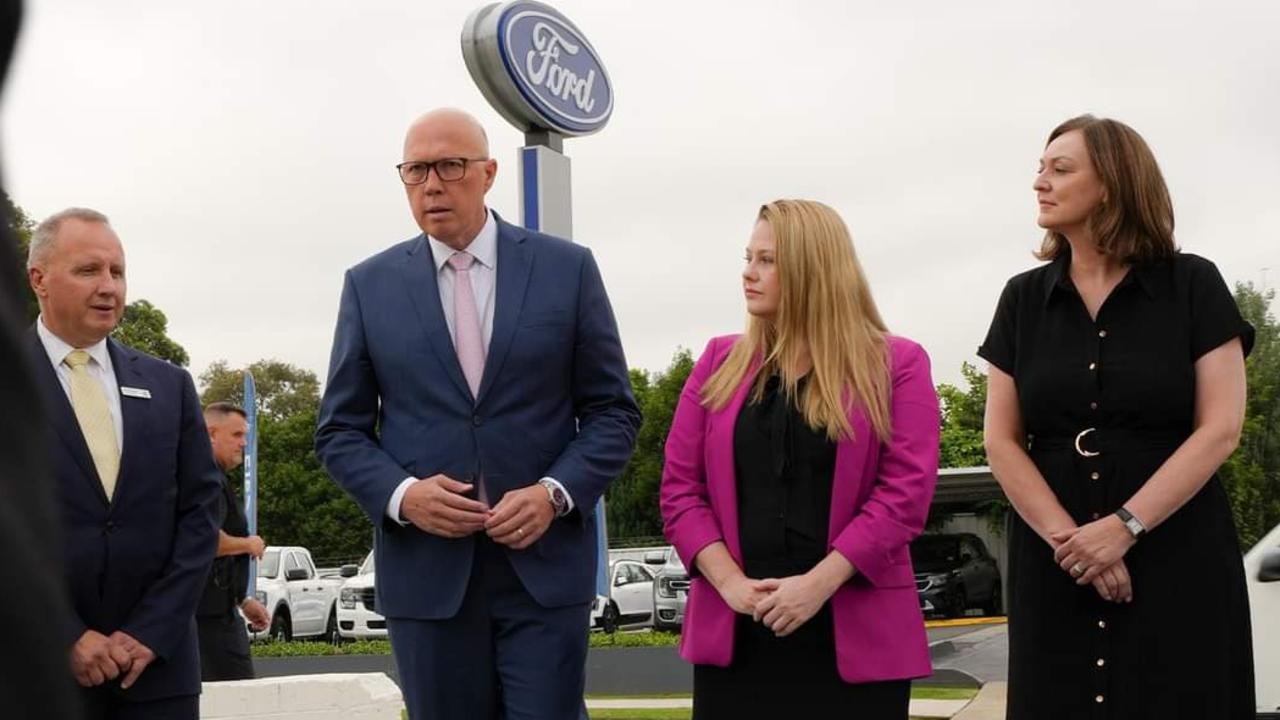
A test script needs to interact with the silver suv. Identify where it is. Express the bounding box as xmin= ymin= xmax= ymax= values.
xmin=652 ymin=551 xmax=688 ymax=632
